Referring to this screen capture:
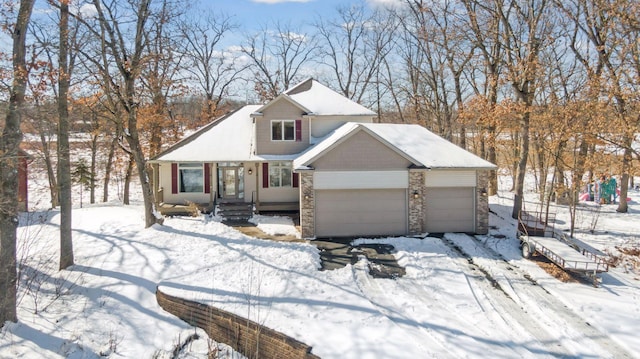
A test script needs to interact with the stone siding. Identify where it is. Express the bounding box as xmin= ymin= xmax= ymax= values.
xmin=156 ymin=288 xmax=320 ymax=359
xmin=408 ymin=170 xmax=425 ymax=234
xmin=476 ymin=170 xmax=489 ymax=234
xmin=299 ymin=172 xmax=315 ymax=239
